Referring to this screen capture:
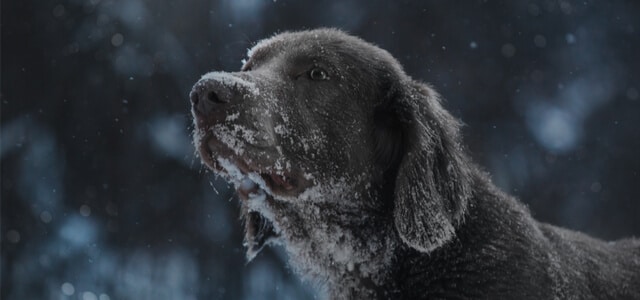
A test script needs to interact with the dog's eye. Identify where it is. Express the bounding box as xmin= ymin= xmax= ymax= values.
xmin=308 ymin=67 xmax=329 ymax=81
